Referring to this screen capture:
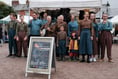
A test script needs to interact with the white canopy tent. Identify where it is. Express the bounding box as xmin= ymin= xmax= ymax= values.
xmin=29 ymin=0 xmax=102 ymax=8
xmin=1 ymin=15 xmax=10 ymax=22
xmin=29 ymin=0 xmax=102 ymax=16
xmin=110 ymin=15 xmax=118 ymax=34
xmin=110 ymin=15 xmax=118 ymax=24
